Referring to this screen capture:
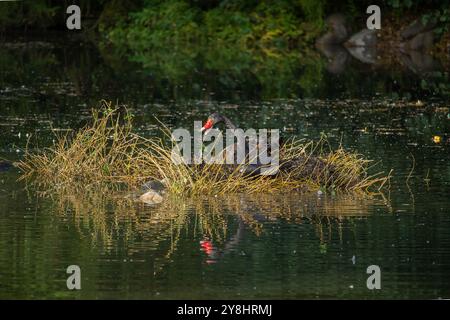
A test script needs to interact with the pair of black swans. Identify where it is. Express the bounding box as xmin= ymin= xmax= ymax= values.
xmin=200 ymin=112 xmax=333 ymax=178
xmin=140 ymin=113 xmax=337 ymax=201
